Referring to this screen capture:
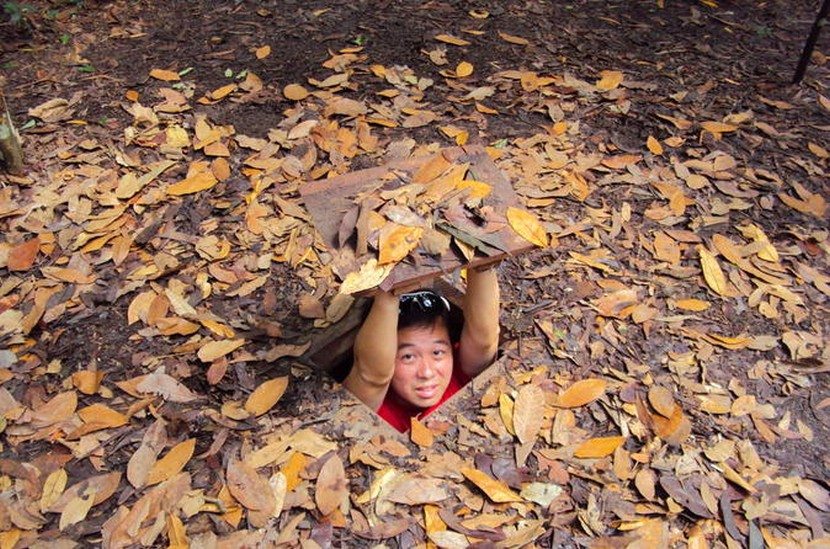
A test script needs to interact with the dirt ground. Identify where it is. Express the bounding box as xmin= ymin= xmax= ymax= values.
xmin=1 ymin=0 xmax=829 ymax=546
